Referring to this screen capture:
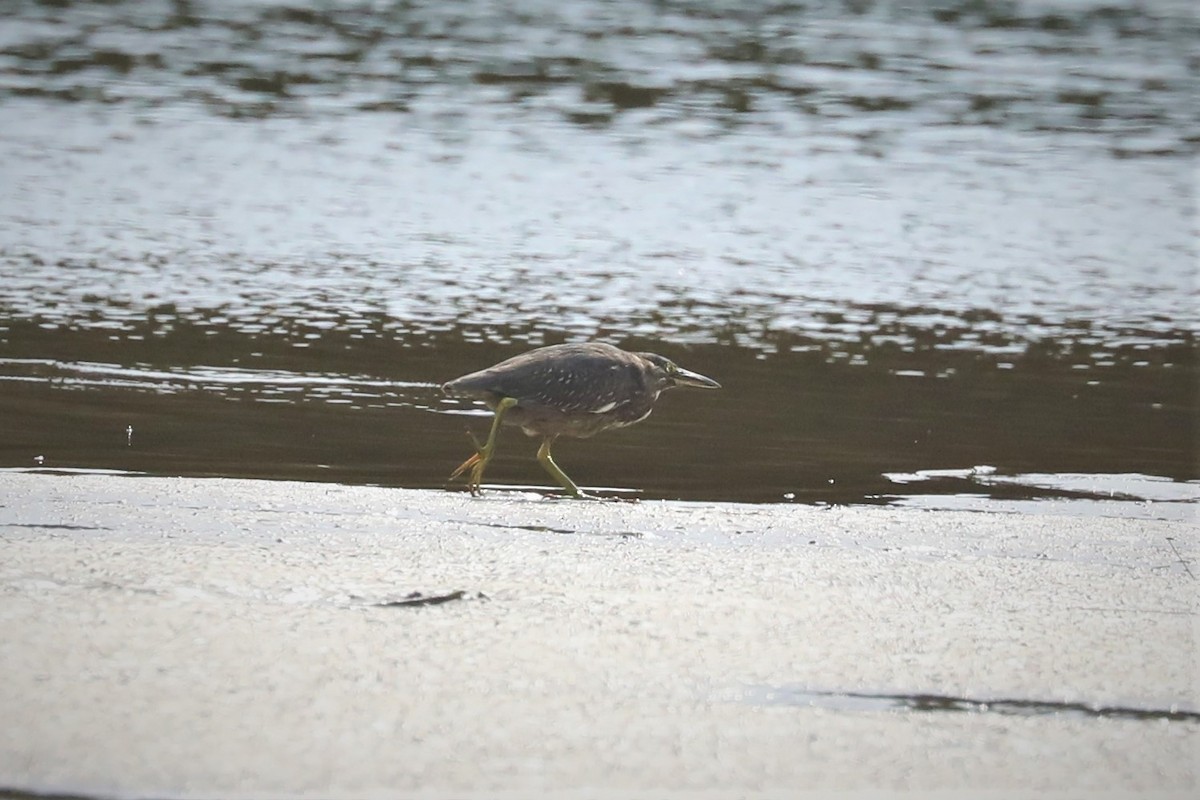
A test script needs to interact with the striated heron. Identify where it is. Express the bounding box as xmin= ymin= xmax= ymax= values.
xmin=442 ymin=342 xmax=720 ymax=497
